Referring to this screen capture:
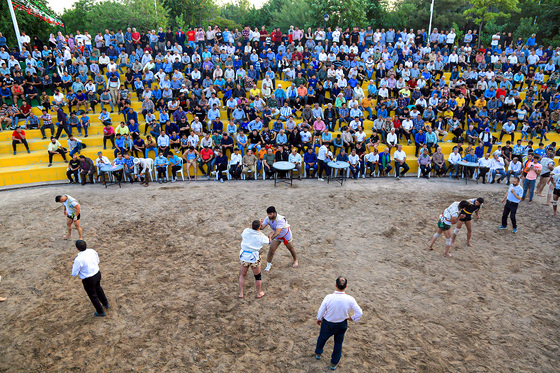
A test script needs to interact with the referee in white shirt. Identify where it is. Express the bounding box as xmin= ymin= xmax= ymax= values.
xmin=315 ymin=277 xmax=362 ymax=370
xmin=71 ymin=240 xmax=109 ymax=317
